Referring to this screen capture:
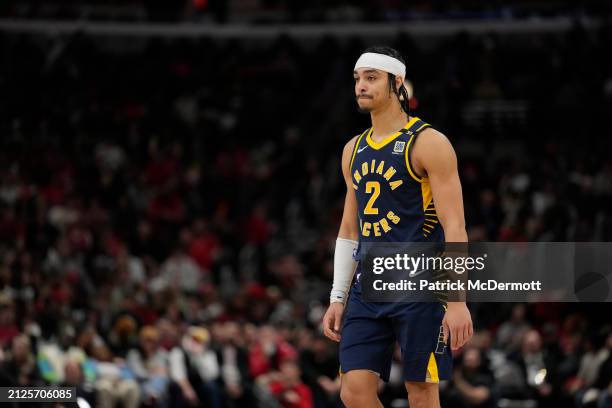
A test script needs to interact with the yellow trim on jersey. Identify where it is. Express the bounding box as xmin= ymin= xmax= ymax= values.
xmin=415 ymin=123 xmax=430 ymax=133
xmin=426 ymin=352 xmax=440 ymax=383
xmin=421 ymin=181 xmax=439 ymax=237
xmin=405 ymin=136 xmax=422 ymax=183
xmin=365 ymin=116 xmax=419 ymax=150
xmin=404 ymin=120 xmax=431 ymax=183
xmin=421 ymin=181 xmax=433 ymax=211
xmin=349 ymin=128 xmax=370 ymax=170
